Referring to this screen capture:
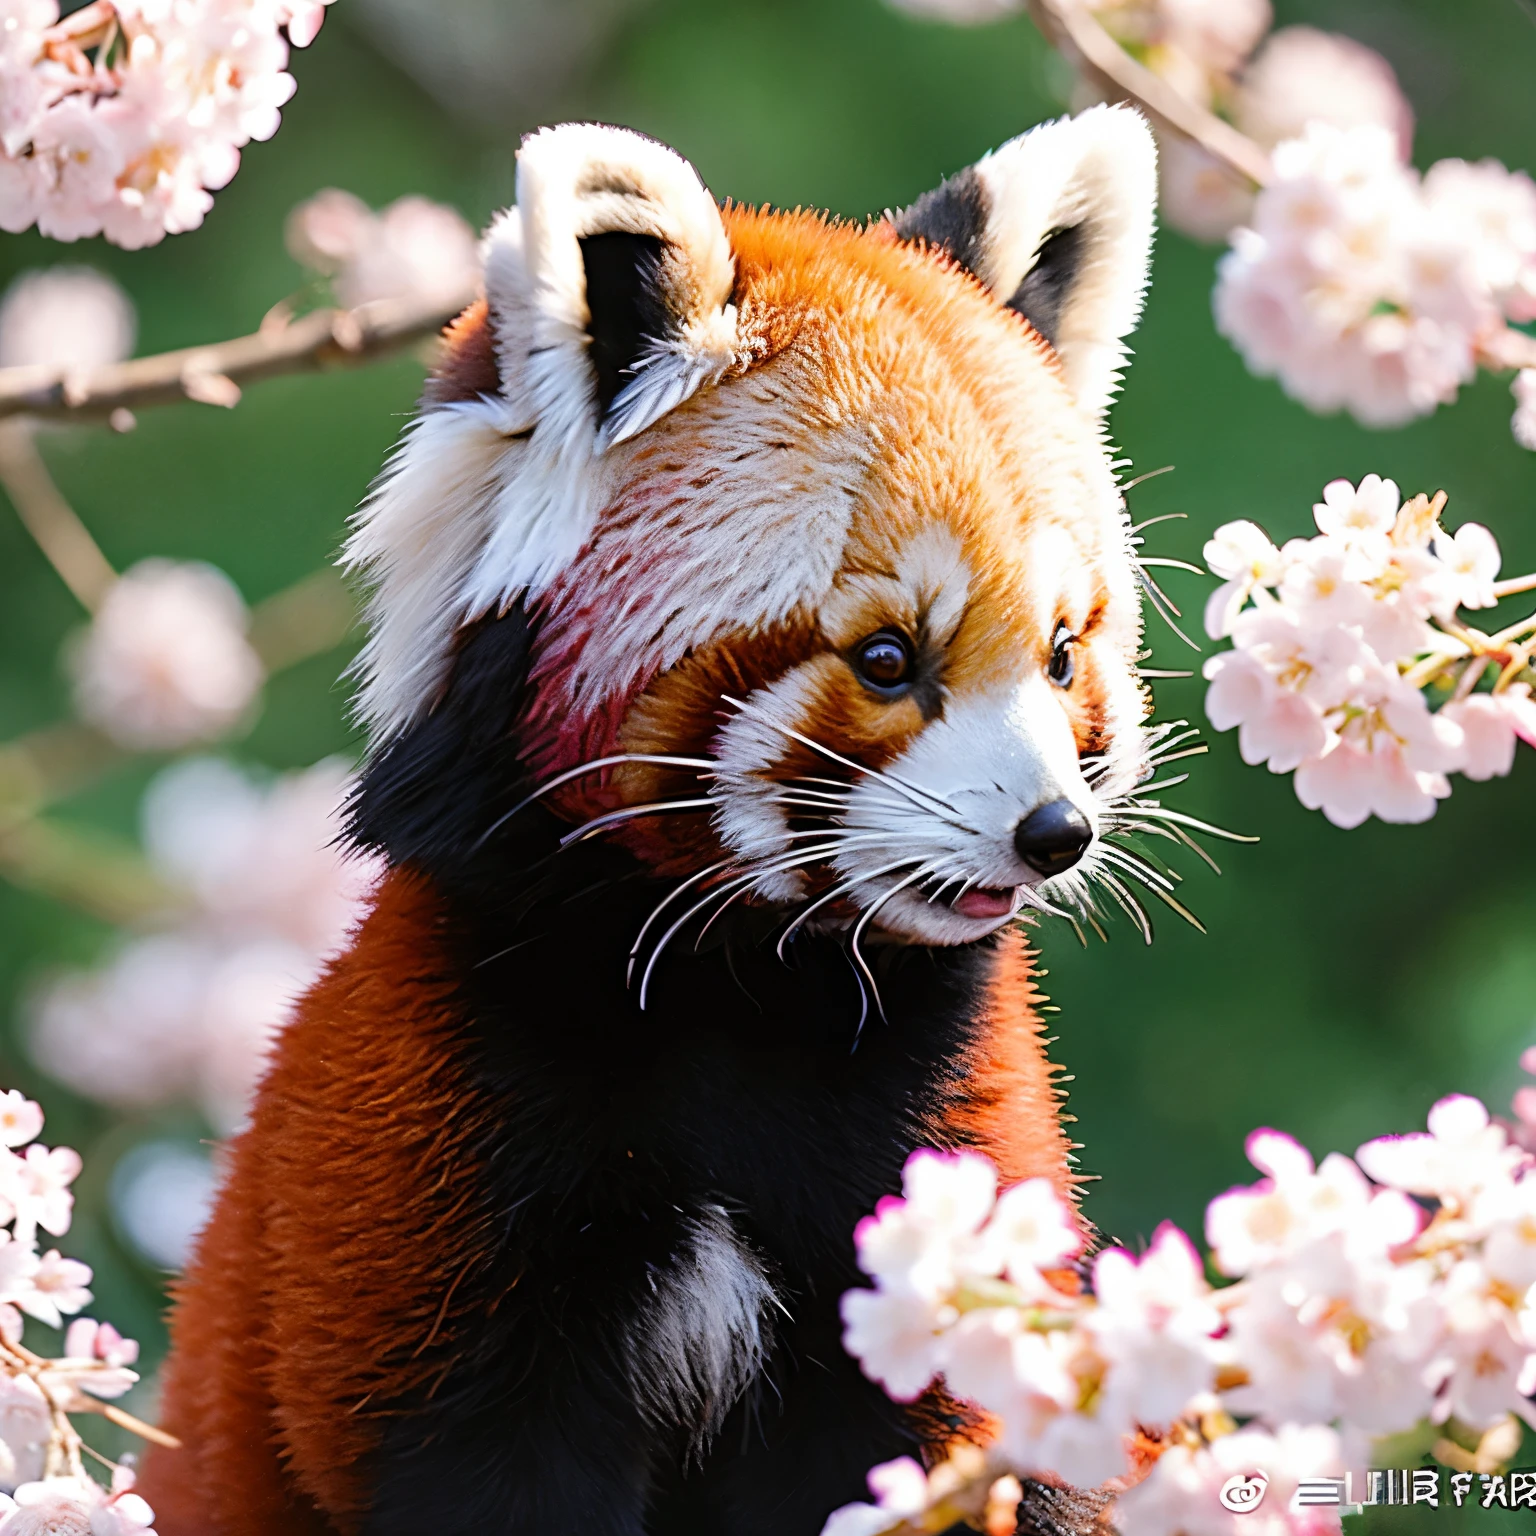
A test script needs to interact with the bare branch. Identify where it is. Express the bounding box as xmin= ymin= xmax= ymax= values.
xmin=1024 ymin=0 xmax=1274 ymax=188
xmin=0 ymin=423 xmax=117 ymax=609
xmin=0 ymin=287 xmax=474 ymax=425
